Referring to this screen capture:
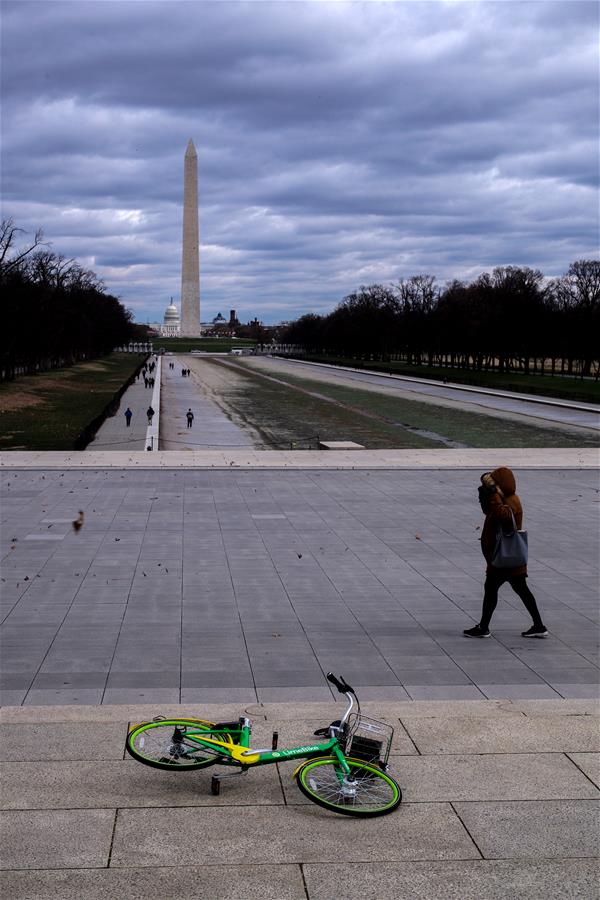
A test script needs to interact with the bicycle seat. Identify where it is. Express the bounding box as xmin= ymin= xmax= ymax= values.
xmin=314 ymin=720 xmax=342 ymax=736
